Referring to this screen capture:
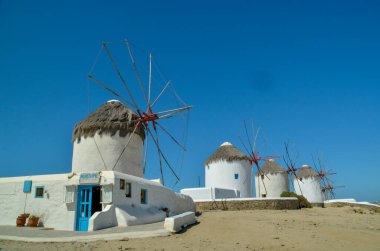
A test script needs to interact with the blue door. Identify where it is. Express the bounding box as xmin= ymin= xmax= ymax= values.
xmin=76 ymin=186 xmax=93 ymax=231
